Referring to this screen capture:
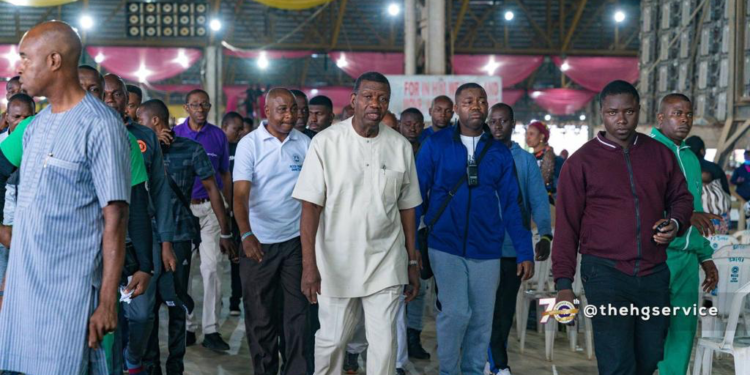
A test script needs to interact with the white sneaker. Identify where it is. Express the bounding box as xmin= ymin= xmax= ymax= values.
xmin=484 ymin=362 xmax=493 ymax=375
xmin=499 ymin=369 xmax=512 ymax=375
